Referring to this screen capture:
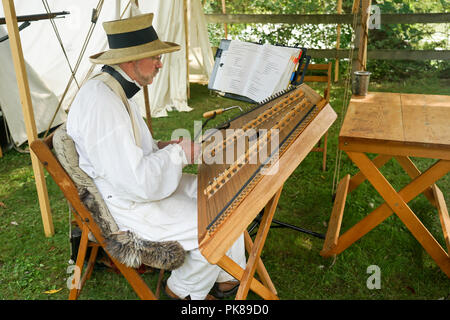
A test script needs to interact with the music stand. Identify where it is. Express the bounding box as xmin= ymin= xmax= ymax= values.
xmin=248 ymin=209 xmax=325 ymax=239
